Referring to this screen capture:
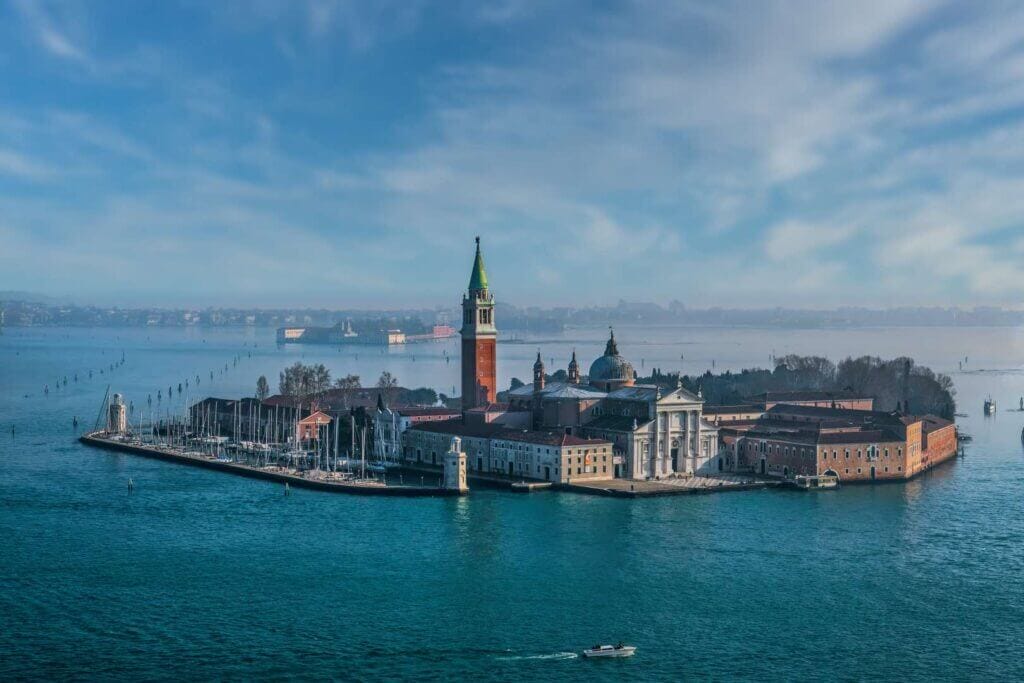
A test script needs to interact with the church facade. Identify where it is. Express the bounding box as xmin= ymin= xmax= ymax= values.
xmin=508 ymin=334 xmax=720 ymax=479
xmin=402 ymin=237 xmax=721 ymax=482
